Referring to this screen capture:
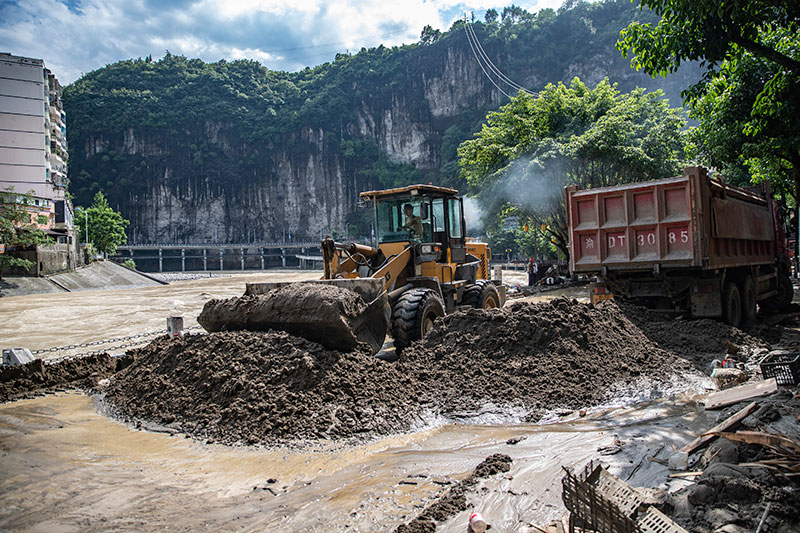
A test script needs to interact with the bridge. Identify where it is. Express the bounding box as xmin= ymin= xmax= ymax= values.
xmin=112 ymin=242 xmax=323 ymax=273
